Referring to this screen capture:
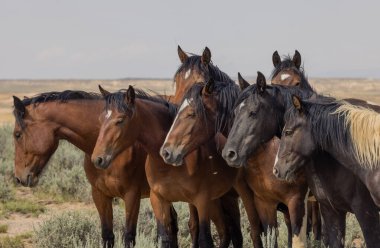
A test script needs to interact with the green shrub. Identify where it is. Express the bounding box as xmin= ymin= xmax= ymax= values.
xmin=35 ymin=211 xmax=101 ymax=248
xmin=0 ymin=175 xmax=15 ymax=202
xmin=1 ymin=199 xmax=45 ymax=217
xmin=0 ymin=236 xmax=24 ymax=248
xmin=0 ymin=224 xmax=8 ymax=233
xmin=34 ymin=141 xmax=91 ymax=202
